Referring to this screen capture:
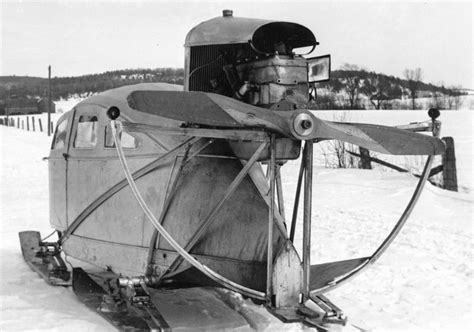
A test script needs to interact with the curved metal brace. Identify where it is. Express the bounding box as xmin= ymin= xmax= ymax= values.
xmin=111 ymin=121 xmax=266 ymax=300
xmin=310 ymin=154 xmax=435 ymax=296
